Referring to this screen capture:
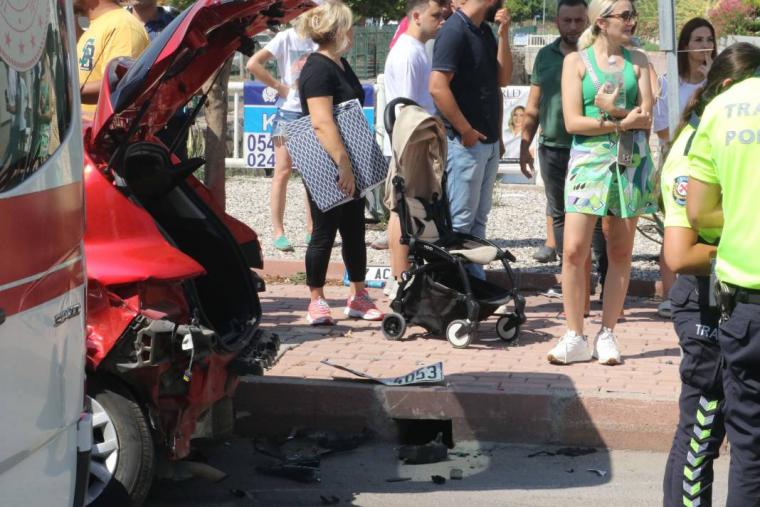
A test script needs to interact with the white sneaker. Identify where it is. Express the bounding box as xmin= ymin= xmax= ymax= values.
xmin=384 ymin=278 xmax=398 ymax=299
xmin=547 ymin=331 xmax=592 ymax=365
xmin=593 ymin=327 xmax=622 ymax=365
